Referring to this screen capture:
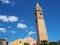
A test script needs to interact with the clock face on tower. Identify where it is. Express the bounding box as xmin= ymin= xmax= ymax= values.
xmin=40 ymin=13 xmax=42 ymax=15
xmin=37 ymin=11 xmax=42 ymax=16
